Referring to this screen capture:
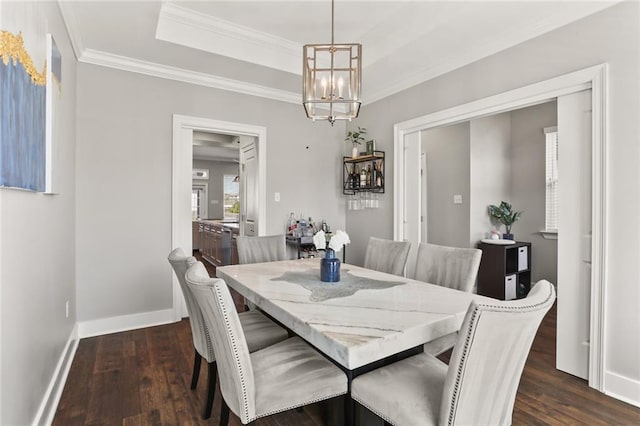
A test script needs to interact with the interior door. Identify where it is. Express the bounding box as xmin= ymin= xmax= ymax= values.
xmin=240 ymin=137 xmax=258 ymax=237
xmin=403 ymin=131 xmax=421 ymax=277
xmin=557 ymin=89 xmax=592 ymax=380
xmin=420 ymin=152 xmax=428 ymax=244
